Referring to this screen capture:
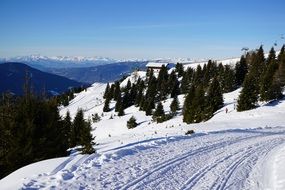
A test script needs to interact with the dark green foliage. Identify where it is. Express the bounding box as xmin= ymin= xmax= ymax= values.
xmin=181 ymin=68 xmax=194 ymax=94
xmin=193 ymin=65 xmax=203 ymax=86
xmin=260 ymin=47 xmax=282 ymax=101
xmin=185 ymin=130 xmax=195 ymax=135
xmin=115 ymin=92 xmax=122 ymax=112
xmin=157 ymin=65 xmax=169 ymax=100
xmin=113 ymin=82 xmax=121 ymax=101
xmin=275 ymin=45 xmax=285 ymax=87
xmin=237 ymin=74 xmax=259 ymax=111
xmin=205 ymin=77 xmax=224 ymax=118
xmin=103 ymin=96 xmax=111 ymax=112
xmin=62 ymin=111 xmax=72 ymax=149
xmin=183 ymin=84 xmax=209 ymax=123
xmin=127 ymin=116 xmax=138 ymax=129
xmin=168 ymin=71 xmax=180 ymax=98
xmin=103 ymin=83 xmax=110 ymax=99
xmin=71 ymin=109 xmax=95 ymax=154
xmin=191 ymin=85 xmax=206 ymax=123
xmin=0 ymin=88 xmax=95 ymax=178
xmin=175 ymin=63 xmax=184 ymax=77
xmin=183 ymin=86 xmax=196 ymax=124
xmin=135 ymin=80 xmax=145 ymax=106
xmin=91 ymin=113 xmax=101 ymax=123
xmin=235 ymin=55 xmax=248 ymax=86
xmin=170 ymin=96 xmax=180 ymax=114
xmin=118 ymin=101 xmax=125 ymax=116
xmin=153 ymin=102 xmax=165 ymax=118
xmin=221 ymin=65 xmax=236 ymax=93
